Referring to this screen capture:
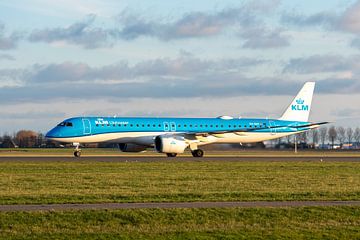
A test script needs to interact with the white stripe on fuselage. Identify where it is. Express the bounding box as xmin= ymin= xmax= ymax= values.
xmin=48 ymin=131 xmax=298 ymax=146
